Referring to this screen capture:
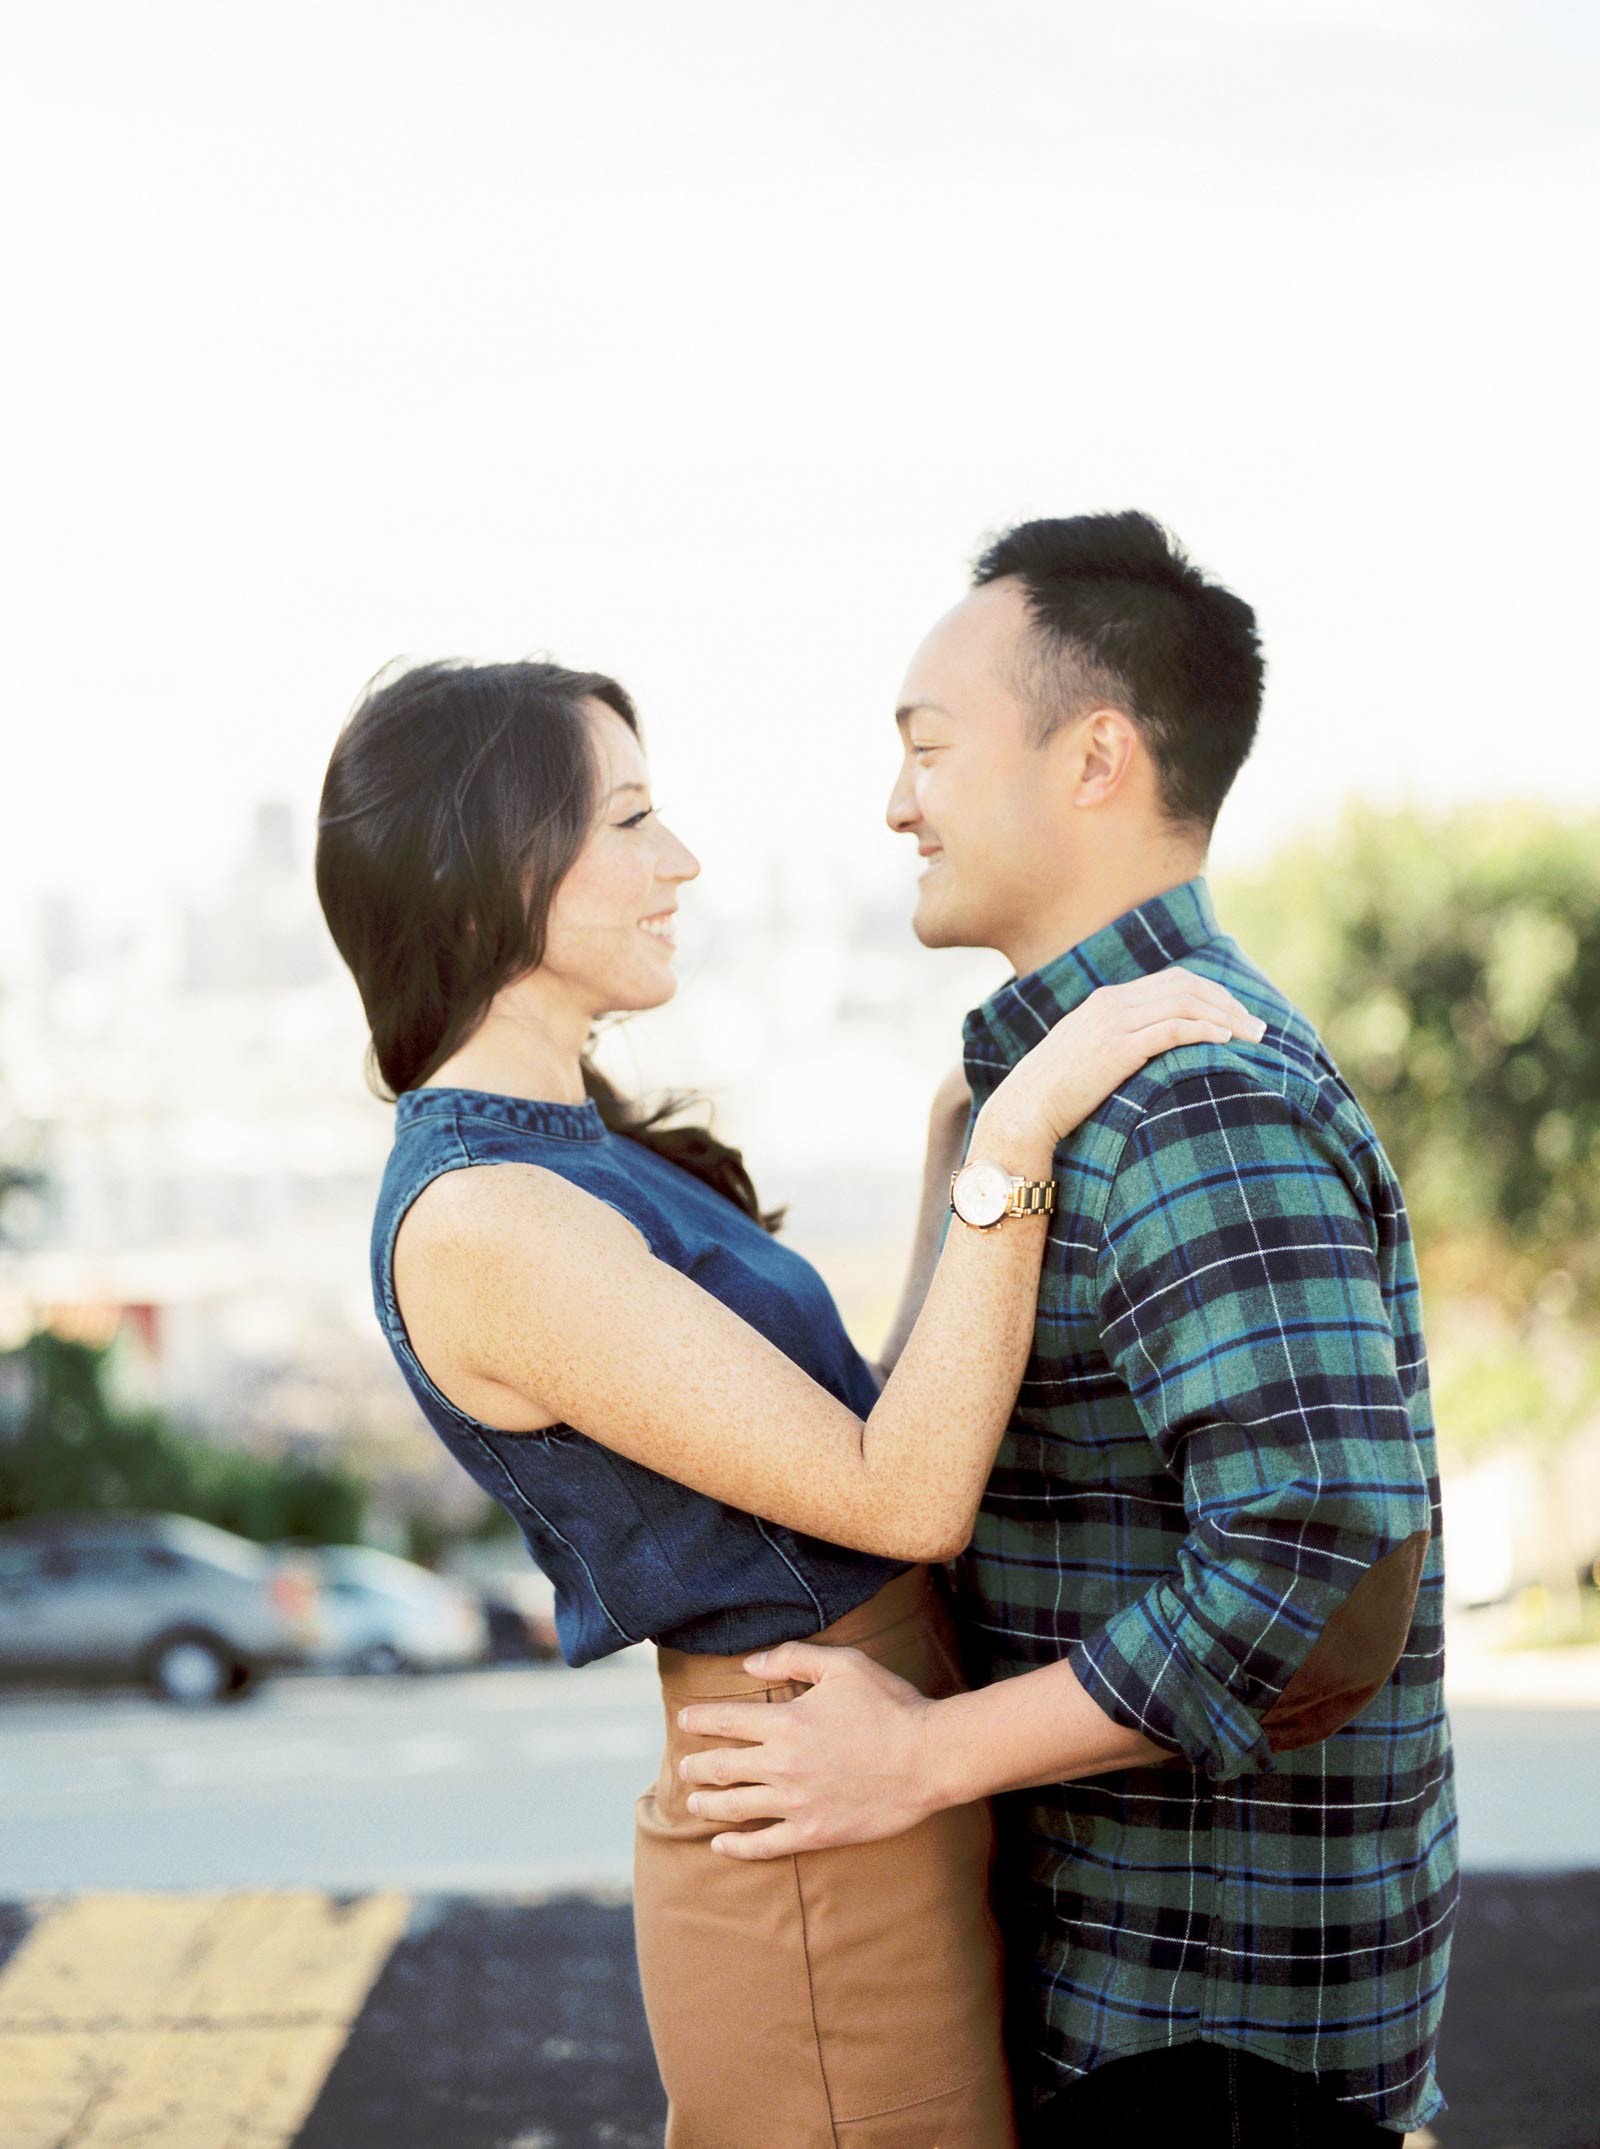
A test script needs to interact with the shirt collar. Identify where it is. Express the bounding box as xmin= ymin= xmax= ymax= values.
xmin=395 ymin=1086 xmax=607 ymax=1143
xmin=962 ymin=875 xmax=1223 ymax=1097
